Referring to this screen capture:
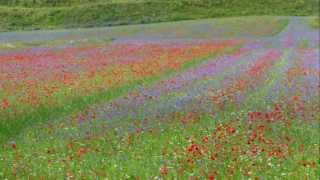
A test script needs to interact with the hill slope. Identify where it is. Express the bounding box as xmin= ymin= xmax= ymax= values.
xmin=0 ymin=0 xmax=319 ymax=32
